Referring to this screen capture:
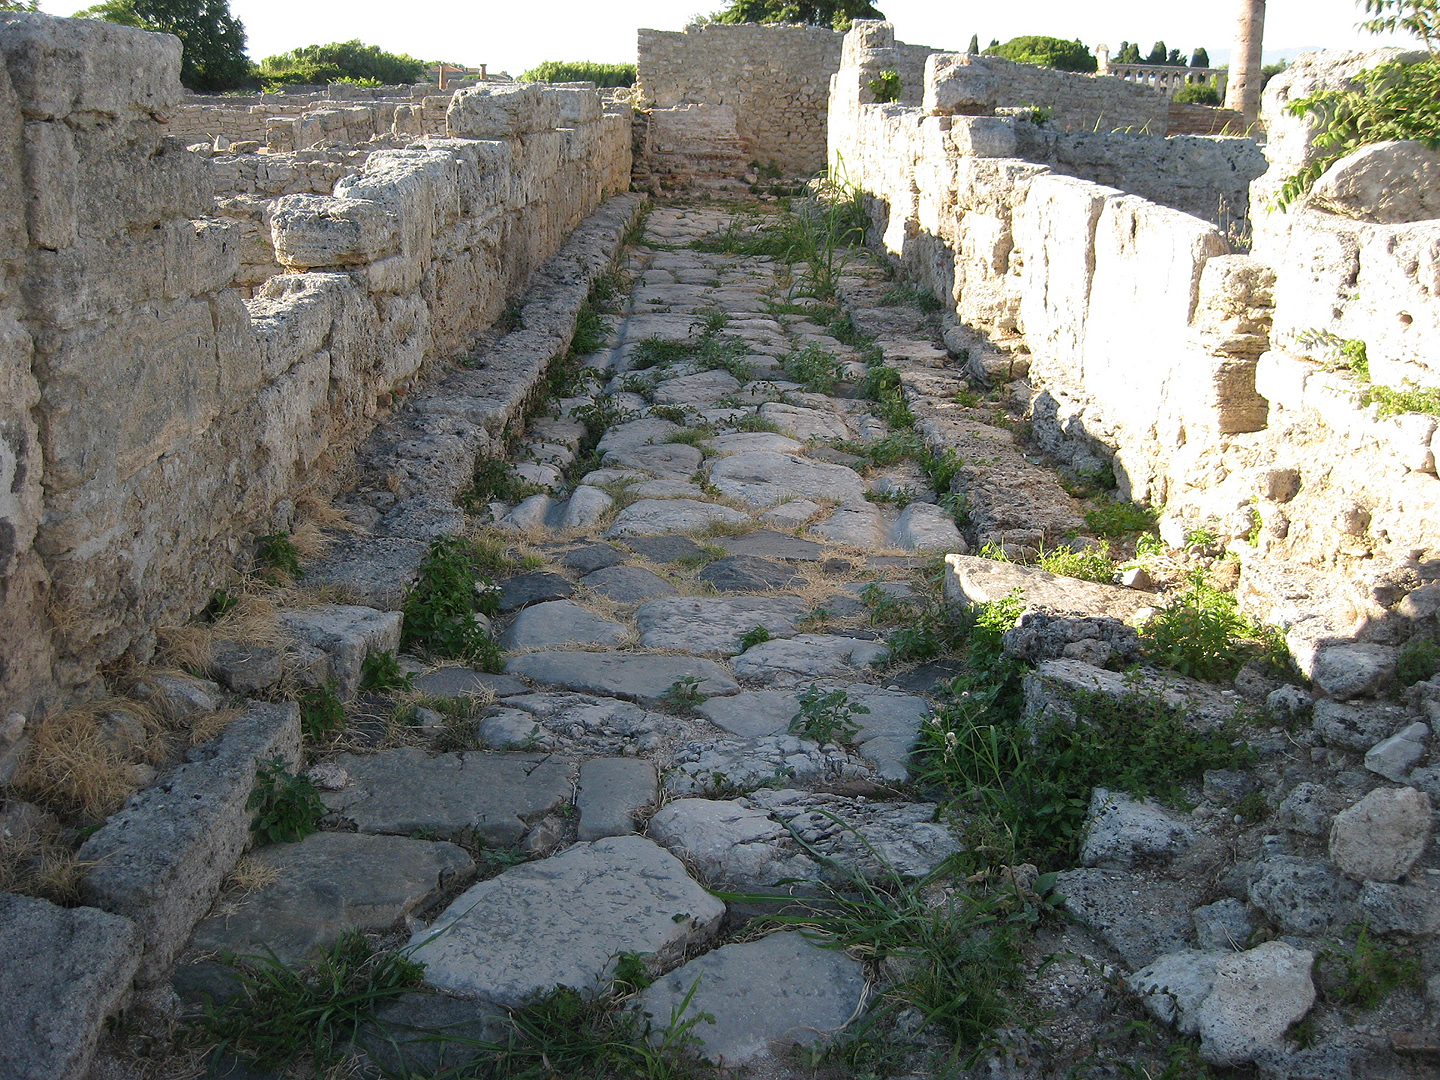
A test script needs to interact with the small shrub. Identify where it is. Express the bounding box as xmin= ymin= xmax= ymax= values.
xmin=867 ymin=68 xmax=902 ymax=102
xmin=249 ymin=758 xmax=324 ymax=844
xmin=783 ymin=342 xmax=846 ymax=393
xmin=360 ymin=649 xmax=410 ymax=692
xmin=401 ymin=536 xmax=504 ymax=670
xmin=789 ymin=684 xmax=870 ymax=745
xmin=297 ymin=682 xmax=345 ymax=742
xmin=1173 ymin=82 xmax=1222 ymax=105
xmin=923 ymin=448 xmax=966 ymax=493
xmin=661 ymin=676 xmax=705 ymax=712
xmin=1363 ymin=382 xmax=1440 ymax=417
xmin=1319 ymin=923 xmax=1422 ymax=1009
xmin=1397 ymin=636 xmax=1440 ymax=687
xmin=256 ymin=533 xmax=302 ymax=579
xmin=458 ymin=456 xmax=544 ymax=512
xmin=1237 ymin=791 xmax=1270 ymax=823
xmin=1142 ymin=571 xmax=1281 ymax=681
xmin=1036 ymin=542 xmax=1114 ymax=584
xmin=739 ymin=625 xmax=772 ymax=650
